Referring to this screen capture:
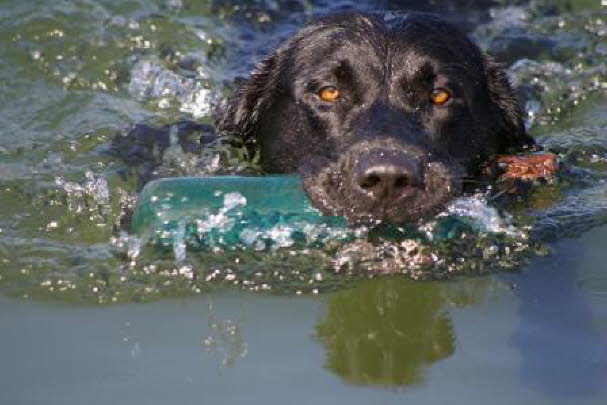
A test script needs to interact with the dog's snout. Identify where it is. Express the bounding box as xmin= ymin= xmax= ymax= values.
xmin=355 ymin=151 xmax=423 ymax=201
